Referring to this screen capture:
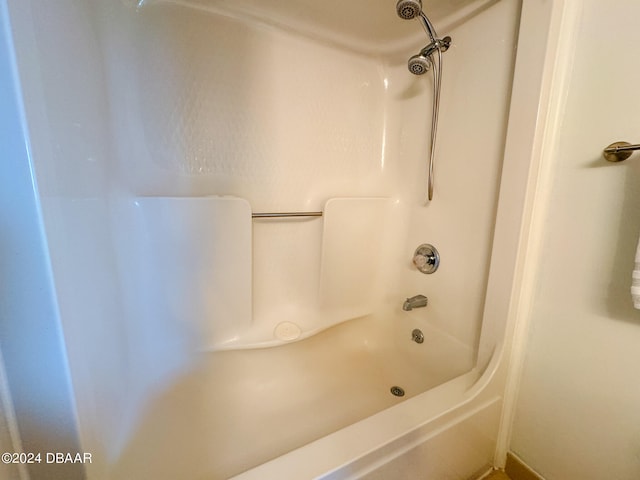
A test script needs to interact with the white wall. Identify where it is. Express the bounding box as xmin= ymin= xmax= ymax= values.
xmin=510 ymin=1 xmax=640 ymax=478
